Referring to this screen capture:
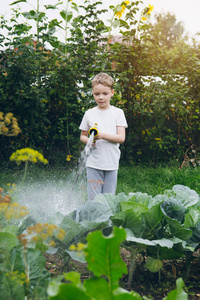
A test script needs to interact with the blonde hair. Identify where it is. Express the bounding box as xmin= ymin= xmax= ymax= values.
xmin=92 ymin=73 xmax=114 ymax=90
